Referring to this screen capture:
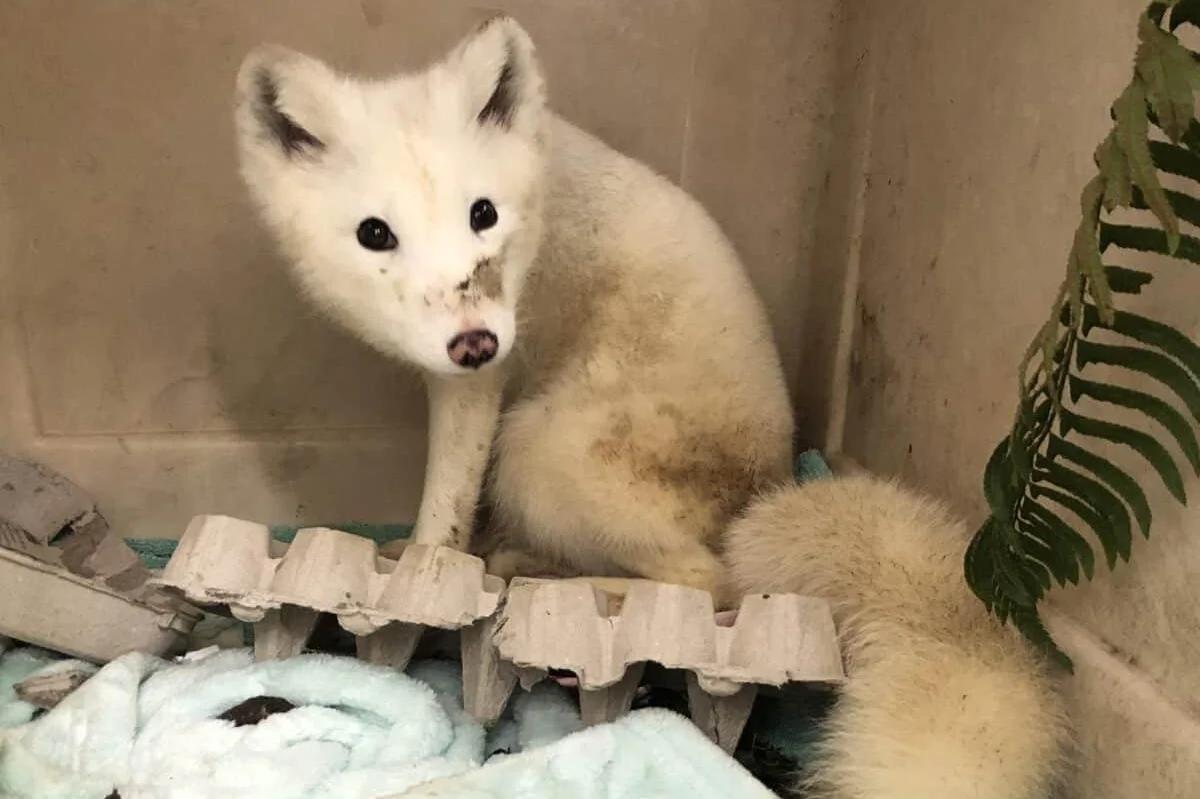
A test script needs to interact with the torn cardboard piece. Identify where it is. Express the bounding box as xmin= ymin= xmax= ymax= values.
xmin=152 ymin=514 xmax=505 ymax=668
xmin=0 ymin=454 xmax=199 ymax=661
xmin=14 ymin=661 xmax=99 ymax=709
xmin=0 ymin=547 xmax=201 ymax=662
xmin=0 ymin=455 xmax=96 ymax=545
xmin=0 ymin=453 xmax=148 ymax=590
